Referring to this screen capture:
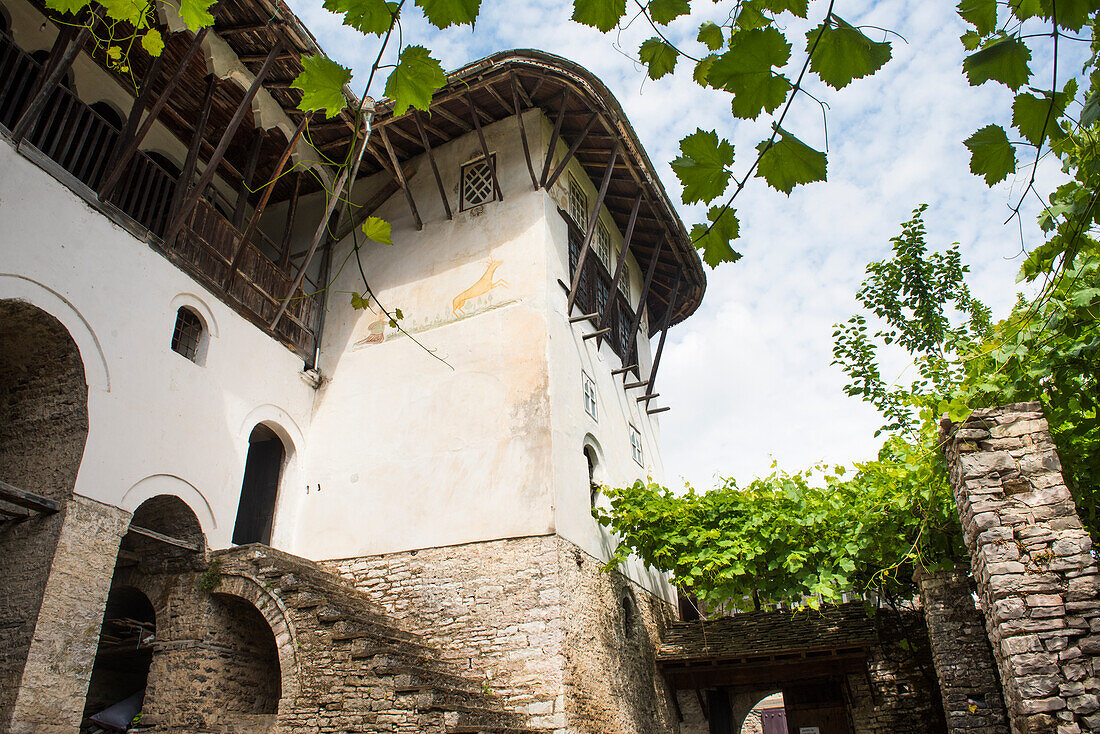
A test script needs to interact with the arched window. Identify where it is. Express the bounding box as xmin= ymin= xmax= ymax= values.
xmin=621 ymin=595 xmax=634 ymax=637
xmin=232 ymin=424 xmax=286 ymax=546
xmin=585 ymin=445 xmax=599 ymax=508
xmin=171 ymin=307 xmax=204 ymax=362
